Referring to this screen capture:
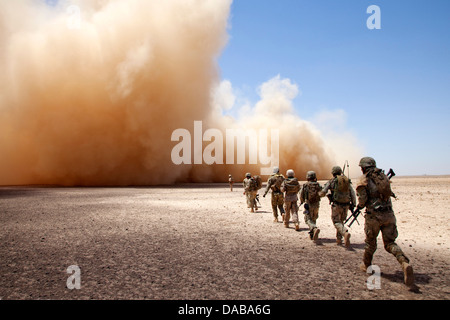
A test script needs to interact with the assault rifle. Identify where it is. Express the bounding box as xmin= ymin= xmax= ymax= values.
xmin=255 ymin=194 xmax=261 ymax=206
xmin=345 ymin=205 xmax=362 ymax=227
xmin=345 ymin=167 xmax=397 ymax=227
